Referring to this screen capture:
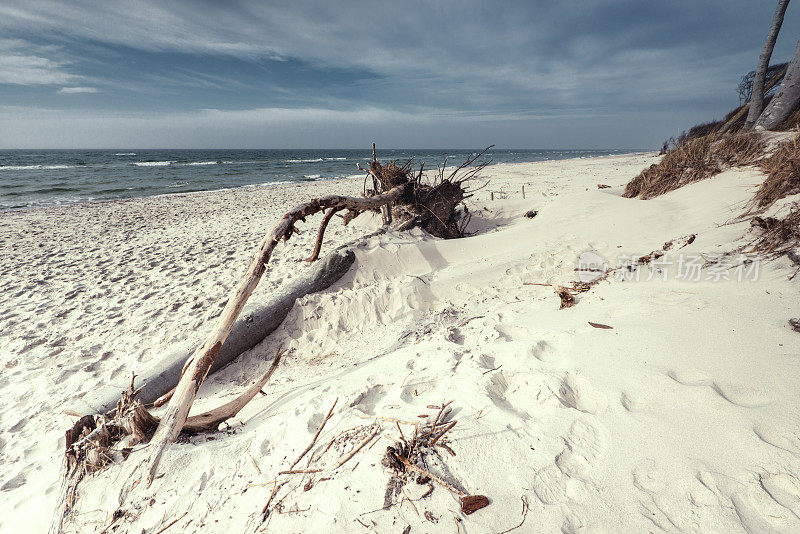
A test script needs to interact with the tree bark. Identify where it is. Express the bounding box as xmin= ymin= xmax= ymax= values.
xmin=745 ymin=0 xmax=791 ymax=129
xmin=715 ymin=66 xmax=787 ymax=139
xmin=756 ymin=37 xmax=800 ymax=130
xmin=143 ymin=185 xmax=405 ymax=485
